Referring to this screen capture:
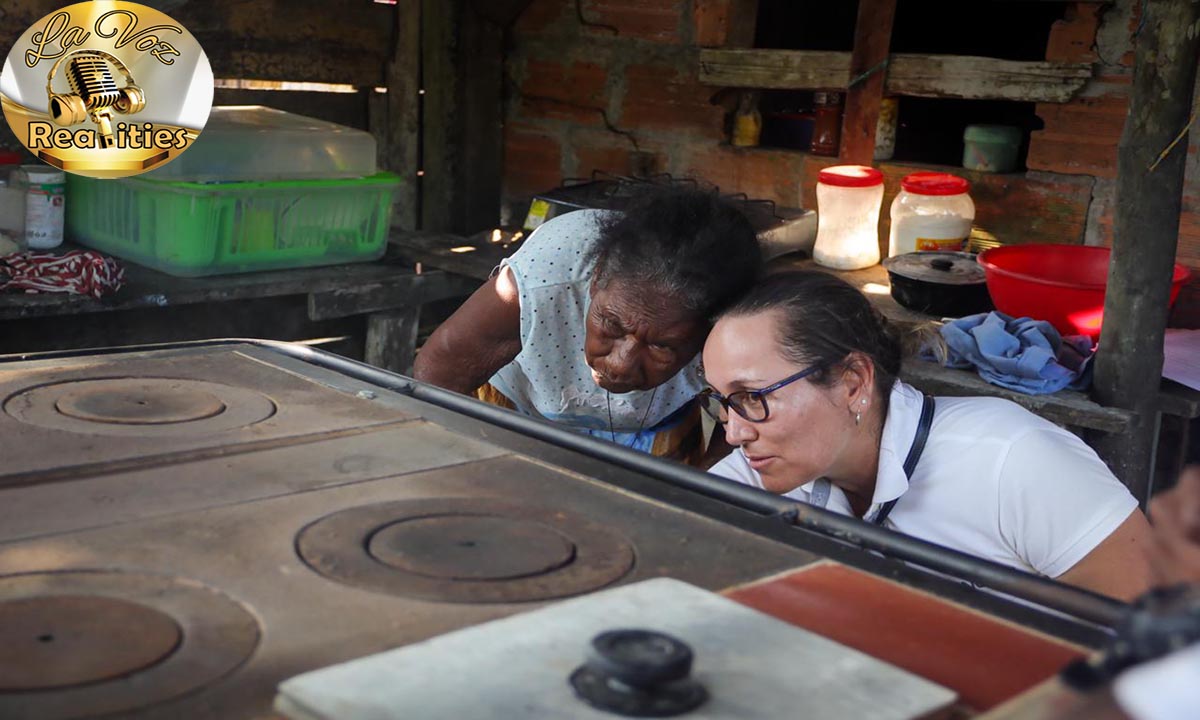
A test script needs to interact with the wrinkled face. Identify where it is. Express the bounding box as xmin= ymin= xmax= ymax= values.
xmin=702 ymin=311 xmax=855 ymax=494
xmin=584 ymin=276 xmax=708 ymax=394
